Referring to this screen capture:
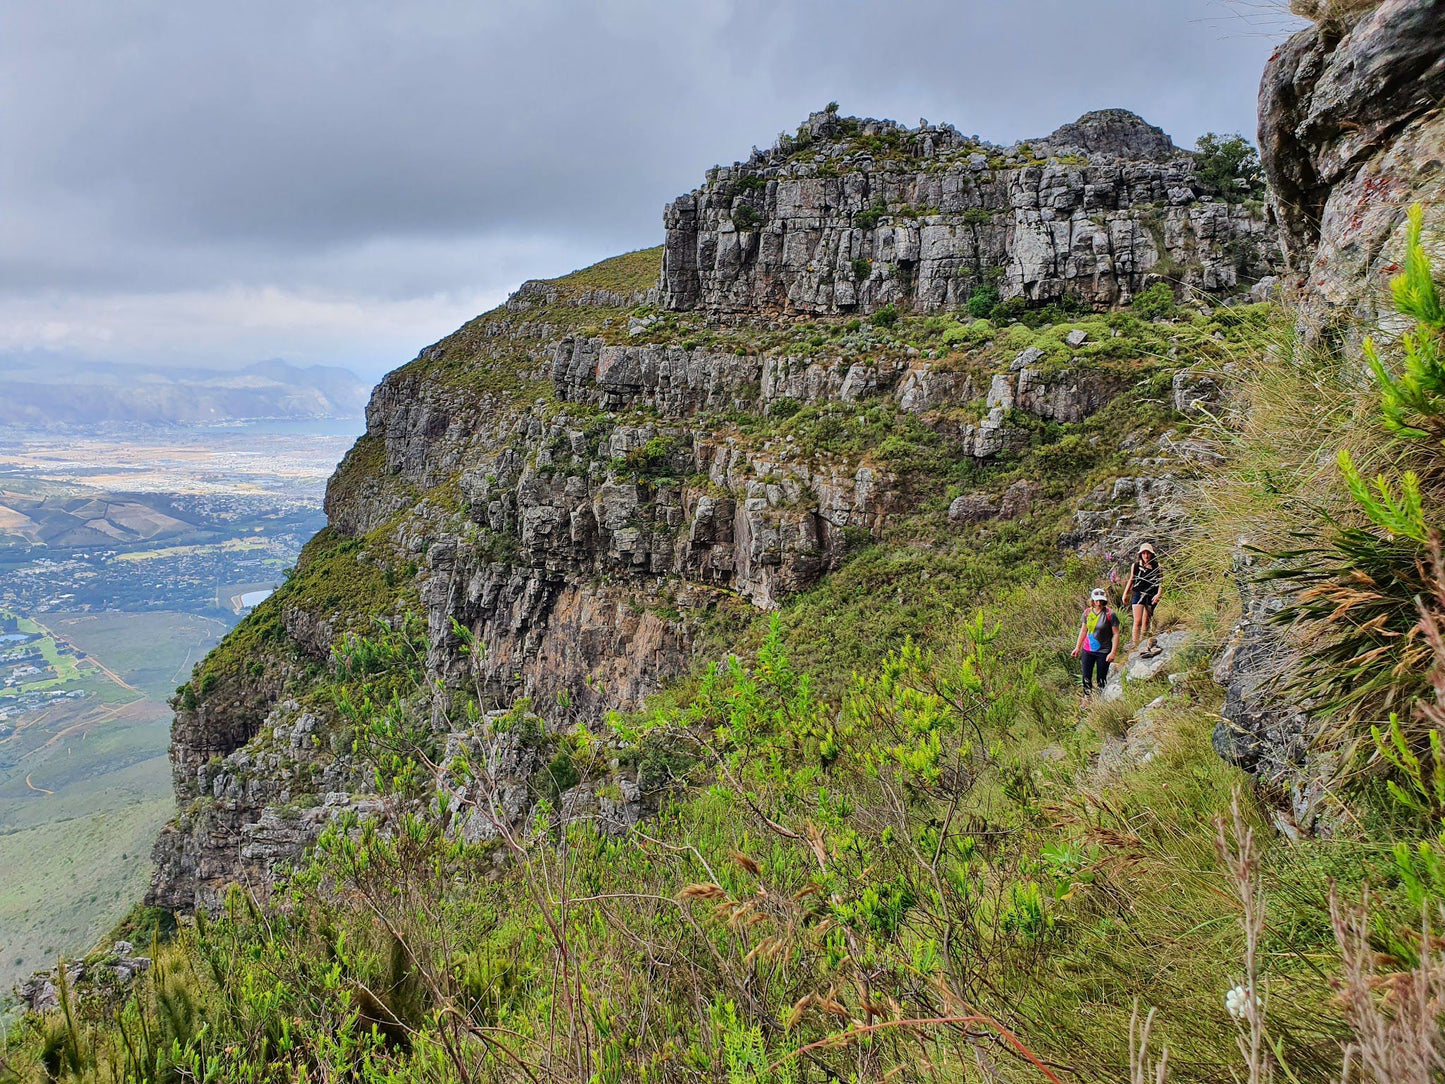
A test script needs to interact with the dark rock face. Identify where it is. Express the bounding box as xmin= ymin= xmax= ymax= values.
xmin=1259 ymin=0 xmax=1445 ymax=332
xmin=661 ymin=109 xmax=1276 ymax=316
xmin=1210 ymin=557 xmax=1332 ymax=833
xmin=1039 ymin=109 xmax=1179 ymax=162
